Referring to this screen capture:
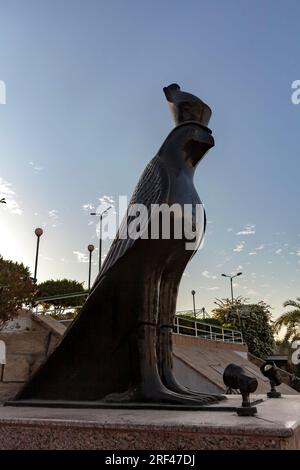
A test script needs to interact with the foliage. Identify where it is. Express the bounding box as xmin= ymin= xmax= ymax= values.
xmin=274 ymin=298 xmax=300 ymax=342
xmin=37 ymin=278 xmax=86 ymax=317
xmin=212 ymin=297 xmax=275 ymax=358
xmin=0 ymin=256 xmax=36 ymax=329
